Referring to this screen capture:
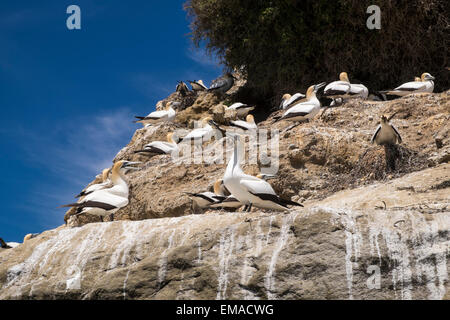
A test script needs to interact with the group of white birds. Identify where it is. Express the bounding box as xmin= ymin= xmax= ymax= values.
xmin=60 ymin=71 xmax=435 ymax=221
